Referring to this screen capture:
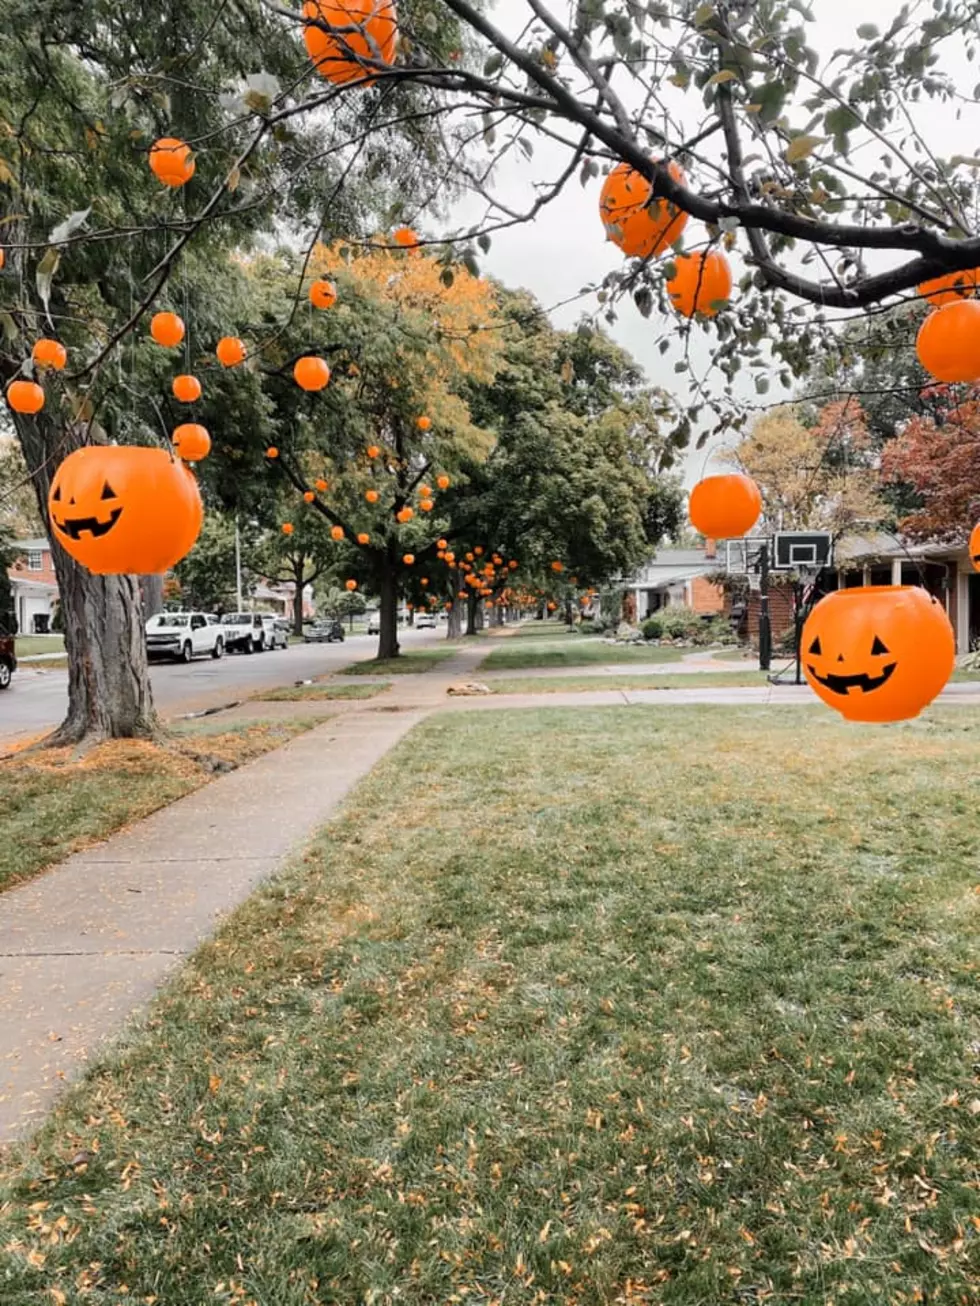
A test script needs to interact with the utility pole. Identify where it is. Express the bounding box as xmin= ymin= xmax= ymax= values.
xmin=758 ymin=539 xmax=772 ymax=672
xmin=235 ymin=516 xmax=243 ymax=610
